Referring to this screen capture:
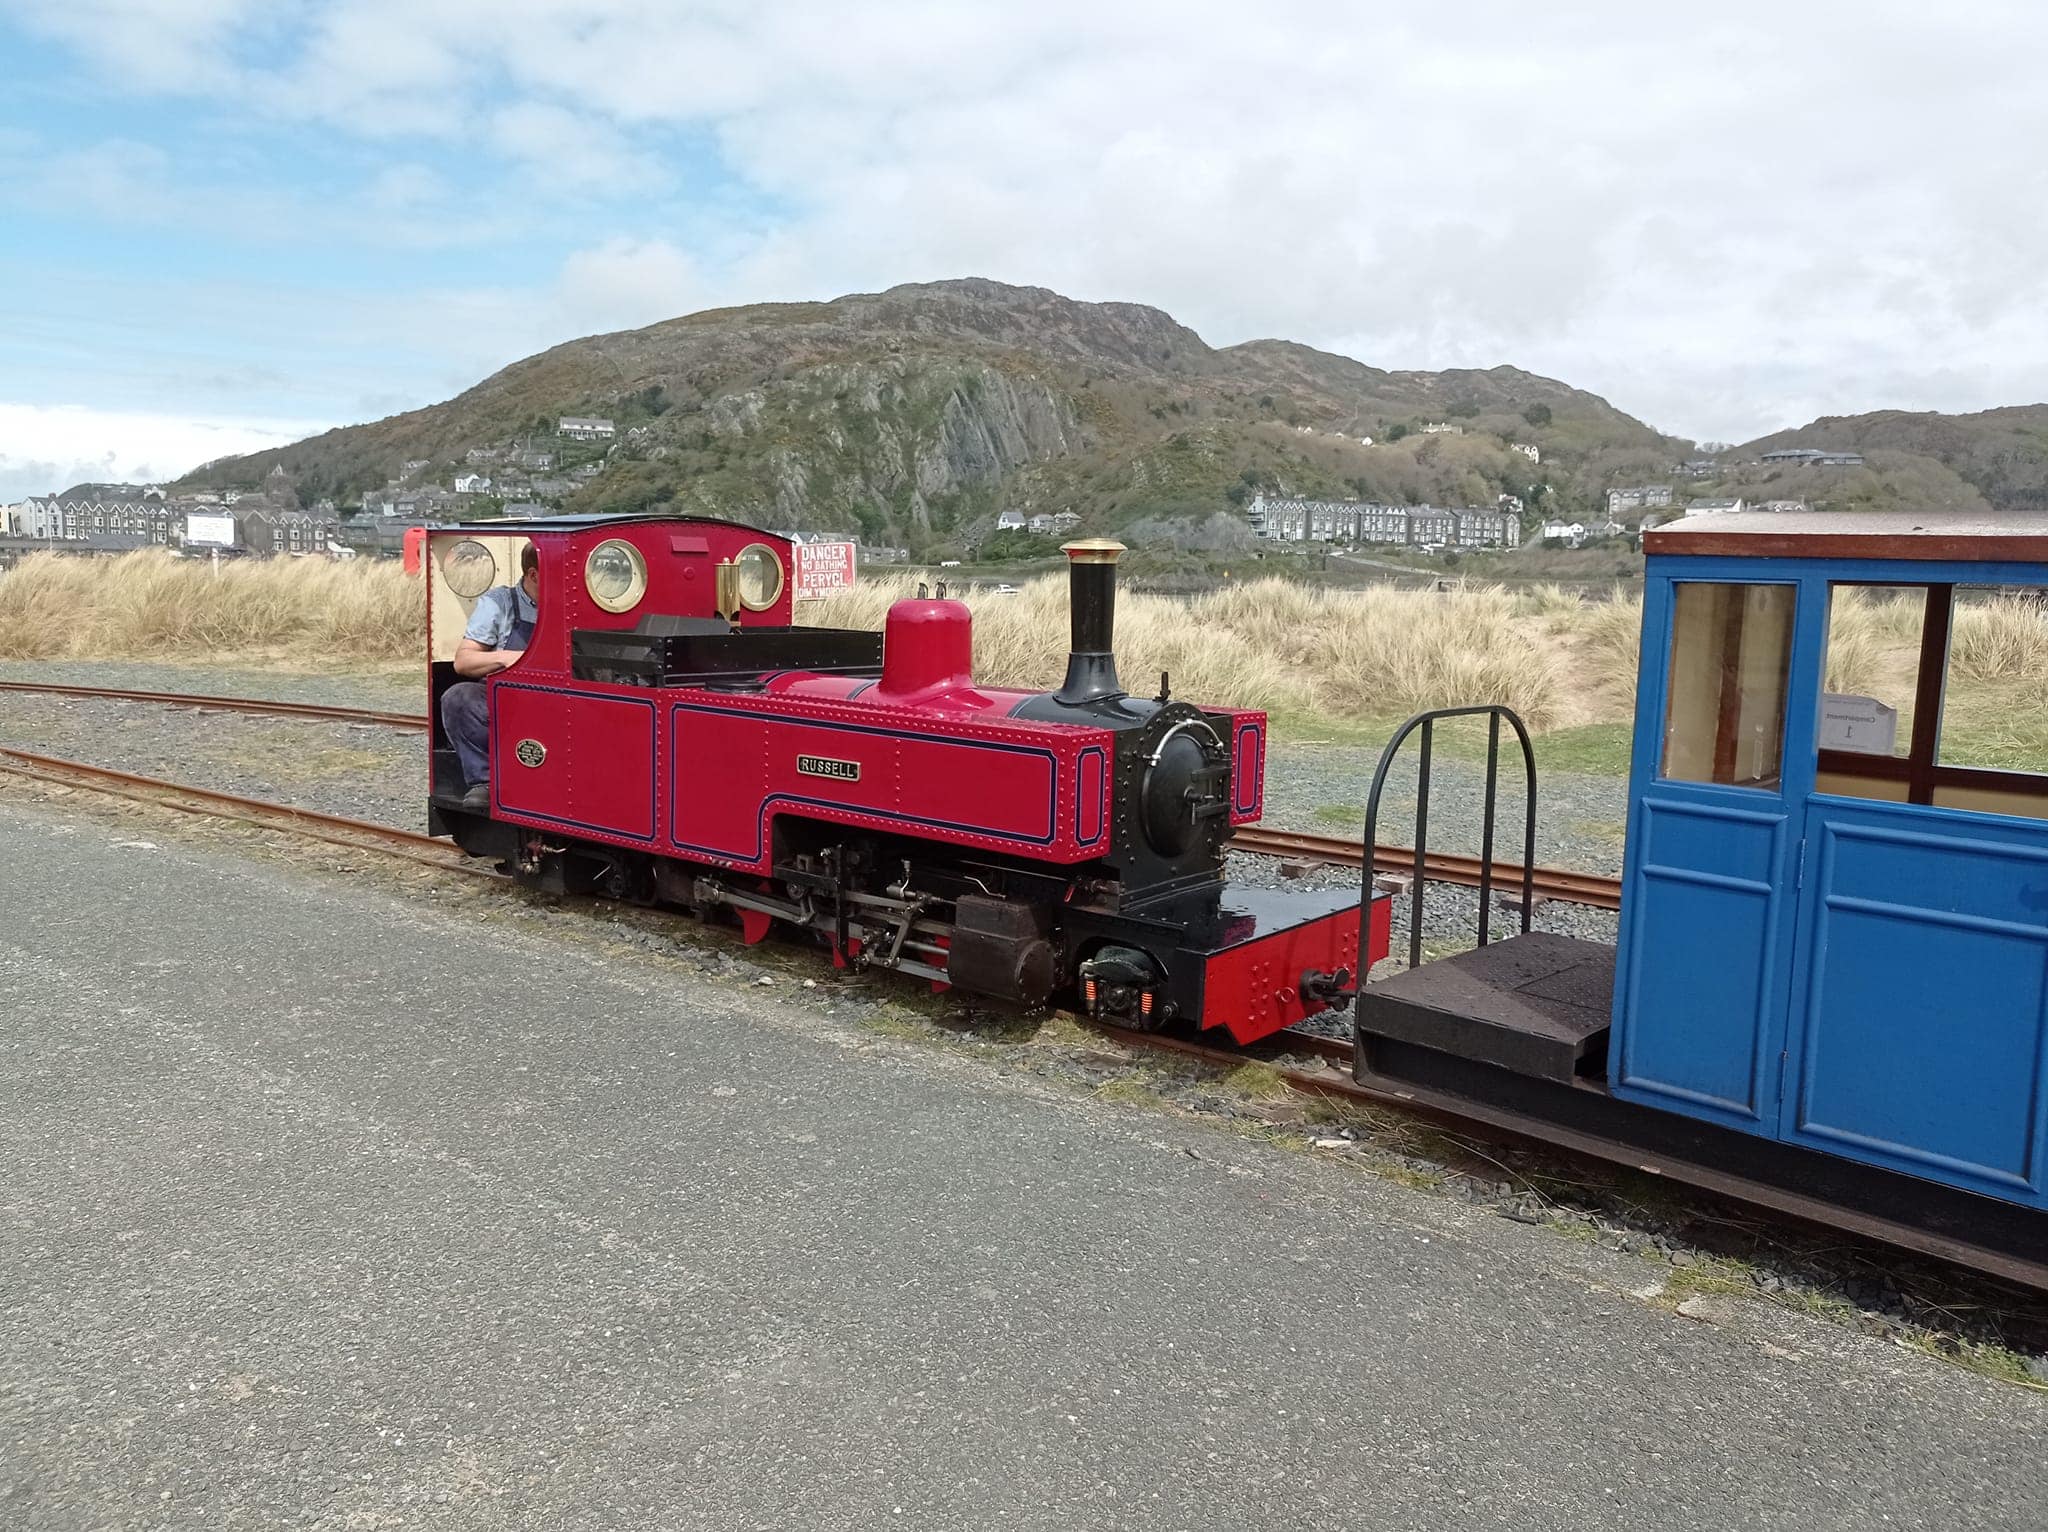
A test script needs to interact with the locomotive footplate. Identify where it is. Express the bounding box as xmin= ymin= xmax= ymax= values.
xmin=1167 ymin=884 xmax=1393 ymax=1045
